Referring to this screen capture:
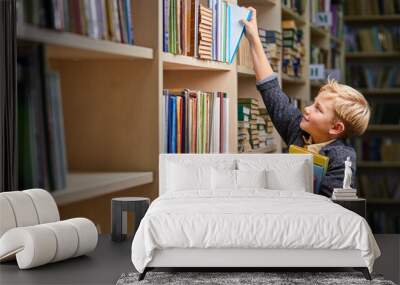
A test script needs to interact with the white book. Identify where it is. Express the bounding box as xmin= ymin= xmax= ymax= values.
xmin=223 ymin=96 xmax=229 ymax=153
